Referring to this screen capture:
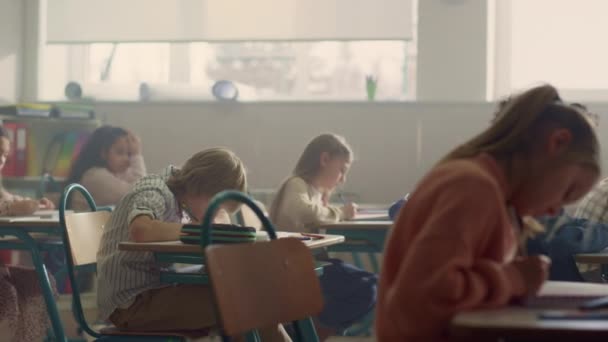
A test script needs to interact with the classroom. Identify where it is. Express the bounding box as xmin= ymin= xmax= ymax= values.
xmin=2 ymin=0 xmax=608 ymax=341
